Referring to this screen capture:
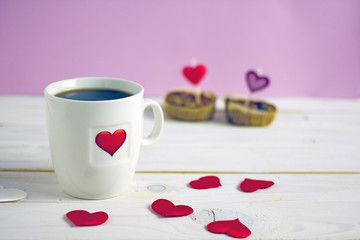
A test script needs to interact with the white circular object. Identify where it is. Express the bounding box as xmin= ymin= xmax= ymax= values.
xmin=0 ymin=188 xmax=27 ymax=202
xmin=147 ymin=184 xmax=167 ymax=192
